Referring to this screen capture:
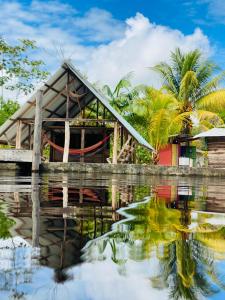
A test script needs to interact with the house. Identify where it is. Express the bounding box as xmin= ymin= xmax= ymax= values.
xmin=193 ymin=128 xmax=225 ymax=168
xmin=0 ymin=62 xmax=154 ymax=171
